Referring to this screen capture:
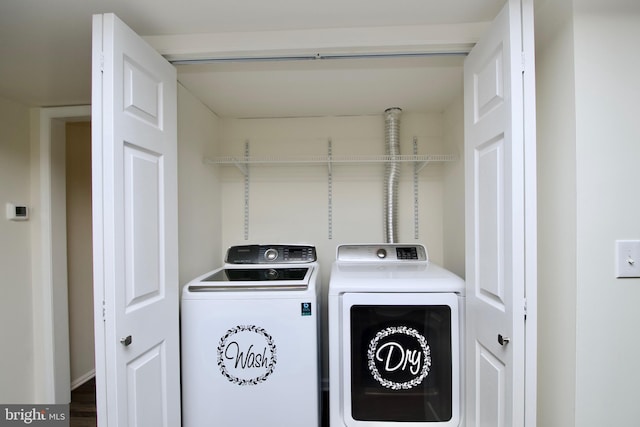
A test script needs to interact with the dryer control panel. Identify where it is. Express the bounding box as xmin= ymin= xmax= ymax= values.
xmin=226 ymin=244 xmax=317 ymax=264
xmin=337 ymin=244 xmax=428 ymax=262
